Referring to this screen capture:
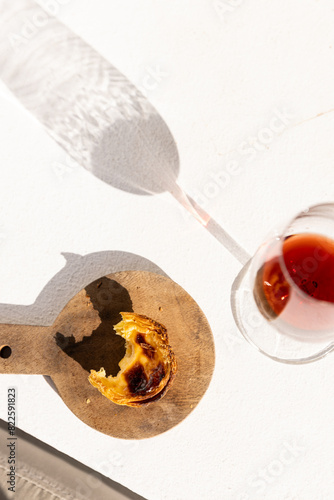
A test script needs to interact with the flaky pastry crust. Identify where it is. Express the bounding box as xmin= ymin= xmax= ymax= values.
xmin=88 ymin=312 xmax=177 ymax=407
